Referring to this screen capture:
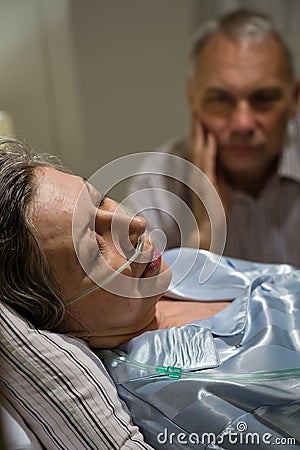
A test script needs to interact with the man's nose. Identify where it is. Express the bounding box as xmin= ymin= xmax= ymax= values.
xmin=231 ymin=100 xmax=256 ymax=134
